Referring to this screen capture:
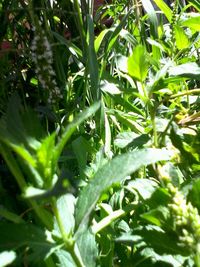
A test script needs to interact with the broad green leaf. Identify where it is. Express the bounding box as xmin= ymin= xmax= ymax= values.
xmin=135 ymin=225 xmax=190 ymax=256
xmin=36 ymin=133 xmax=56 ymax=185
xmin=174 ymin=25 xmax=190 ymax=50
xmin=56 ymin=194 xmax=76 ymax=236
xmin=0 ymin=222 xmax=55 ymax=256
xmin=168 ymin=62 xmax=200 ymax=80
xmin=114 ymin=111 xmax=144 ymax=134
xmin=140 ymin=248 xmax=187 ymax=267
xmin=75 ymin=148 xmax=171 ymax=235
xmin=127 ymin=45 xmax=149 ymax=82
xmin=77 ymin=230 xmax=98 ymax=267
xmin=114 ymin=132 xmax=149 ymax=149
xmin=128 ymin=178 xmax=158 ymax=200
xmin=182 ymin=15 xmax=200 ymax=31
xmin=55 ymin=250 xmax=76 ymax=267
xmin=0 ymin=251 xmax=16 ymax=267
